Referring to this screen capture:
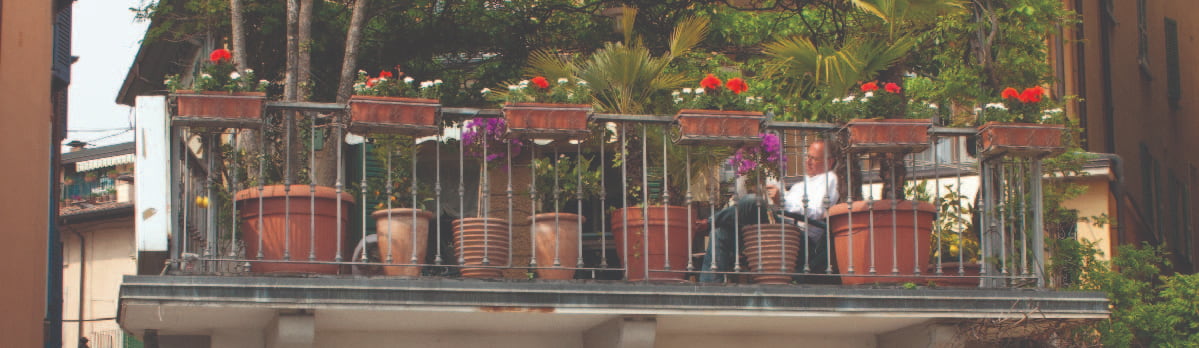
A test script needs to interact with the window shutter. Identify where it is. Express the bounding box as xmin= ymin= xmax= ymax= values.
xmin=52 ymin=6 xmax=72 ymax=84
xmin=1165 ymin=18 xmax=1181 ymax=107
